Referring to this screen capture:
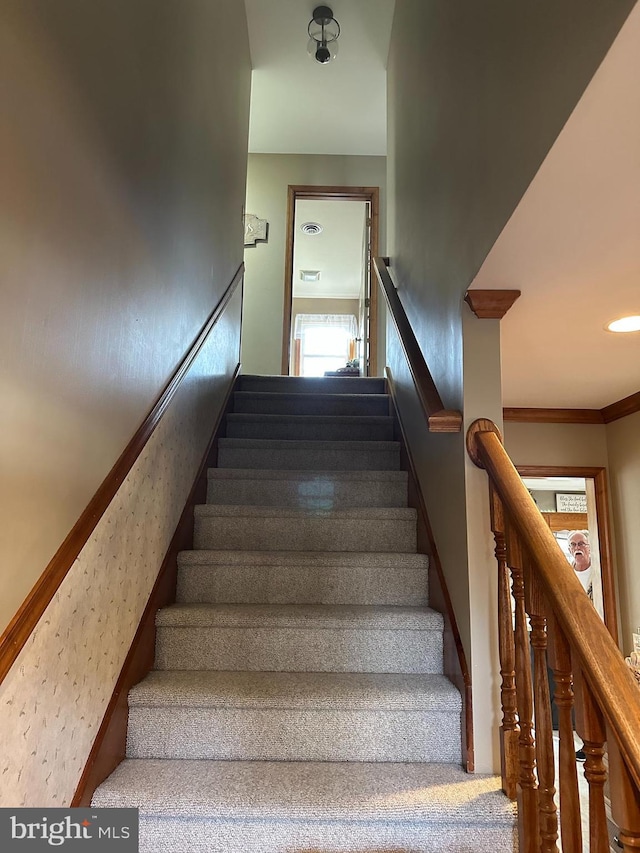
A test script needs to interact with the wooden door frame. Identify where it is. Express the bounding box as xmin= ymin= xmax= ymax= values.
xmin=516 ymin=465 xmax=619 ymax=644
xmin=281 ymin=185 xmax=380 ymax=376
